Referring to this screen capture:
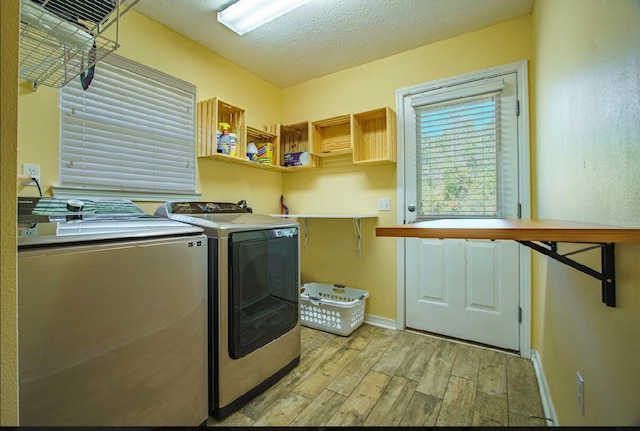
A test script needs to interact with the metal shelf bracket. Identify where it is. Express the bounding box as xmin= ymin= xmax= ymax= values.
xmin=301 ymin=217 xmax=310 ymax=253
xmin=518 ymin=241 xmax=616 ymax=307
xmin=298 ymin=217 xmax=365 ymax=257
xmin=352 ymin=217 xmax=363 ymax=258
